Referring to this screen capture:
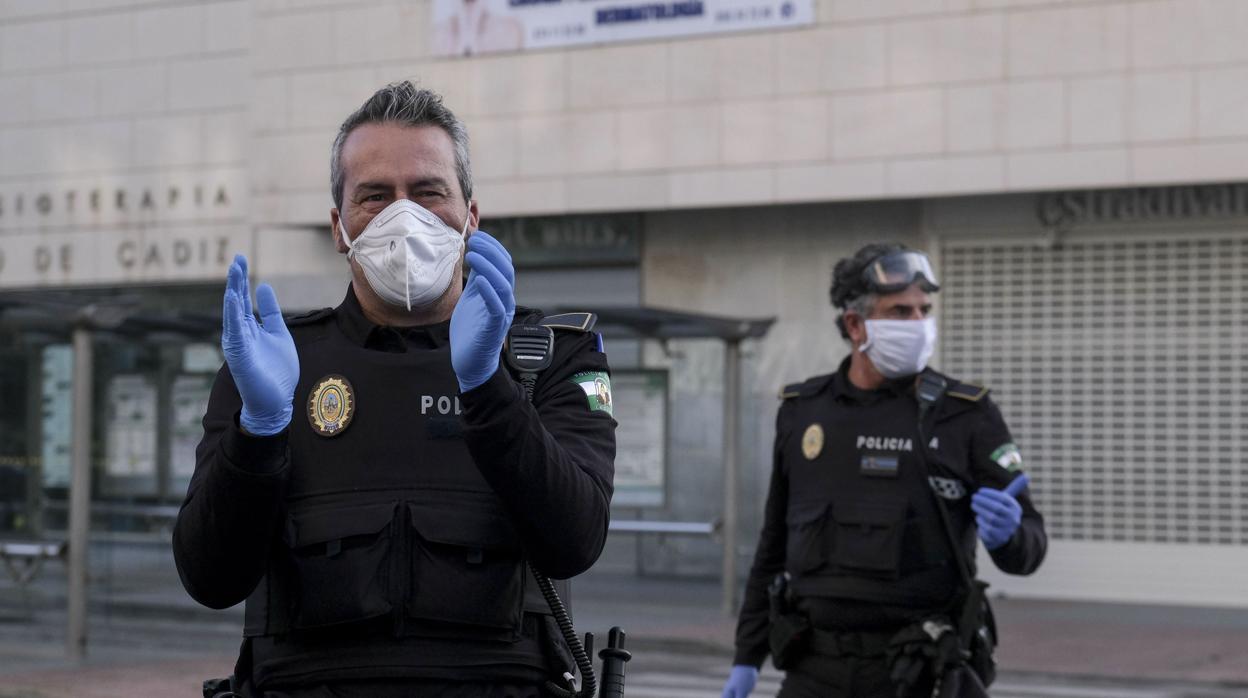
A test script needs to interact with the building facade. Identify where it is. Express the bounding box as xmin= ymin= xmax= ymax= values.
xmin=1 ymin=0 xmax=1247 ymax=605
